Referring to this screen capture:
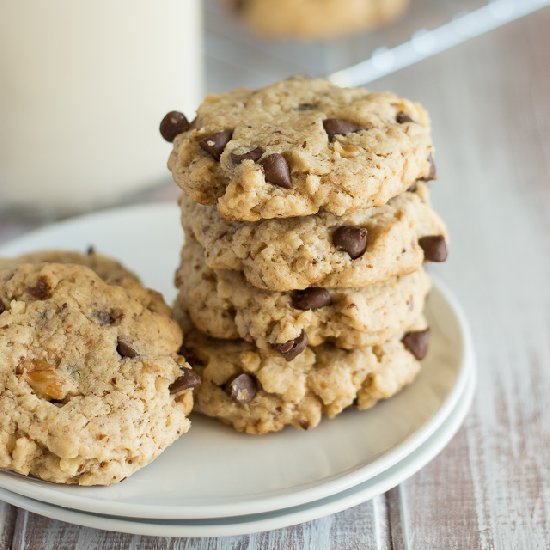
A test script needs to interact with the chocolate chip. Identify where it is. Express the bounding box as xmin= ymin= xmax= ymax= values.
xmin=177 ymin=345 xmax=204 ymax=367
xmin=231 ymin=0 xmax=249 ymax=13
xmin=95 ymin=310 xmax=122 ymax=326
xmin=199 ymin=130 xmax=233 ymax=161
xmin=402 ymin=328 xmax=431 ymax=360
xmin=419 ymin=235 xmax=447 ymax=262
xmin=260 ymin=153 xmax=292 ymax=188
xmin=396 ymin=112 xmax=414 ymax=123
xmin=323 ymin=118 xmax=362 ymax=140
xmin=169 ymin=369 xmax=202 ymax=394
xmin=29 ymin=276 xmax=51 ymax=300
xmin=231 ymin=147 xmax=264 ymax=165
xmin=116 ymin=341 xmax=138 ymax=358
xmin=0 ymin=301 xmax=5 ymax=314
xmin=86 ymin=245 xmax=96 ymax=256
xmin=292 ymin=288 xmax=331 ymax=311
xmin=332 ymin=226 xmax=368 ymax=259
xmin=159 ymin=111 xmax=190 ymax=142
xmin=226 ymin=373 xmax=257 ymax=404
xmin=299 ymin=420 xmax=310 ymax=430
xmin=419 ymin=153 xmax=437 ymax=181
xmin=275 ymin=331 xmax=308 ymax=361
